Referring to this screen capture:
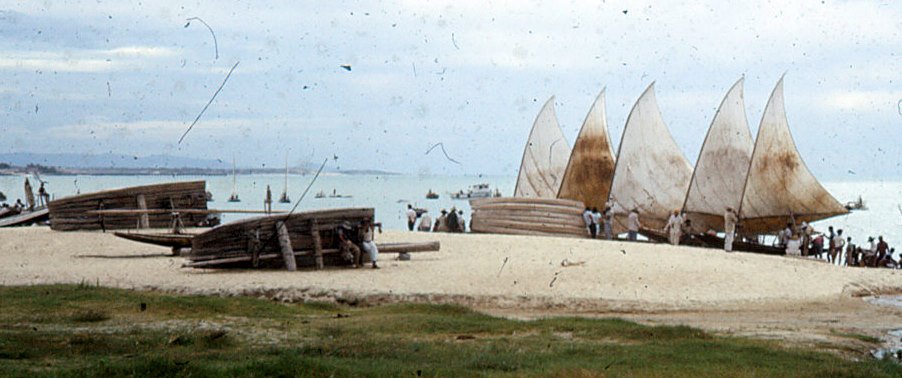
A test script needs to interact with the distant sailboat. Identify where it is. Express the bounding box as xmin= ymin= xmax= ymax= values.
xmin=682 ymin=78 xmax=754 ymax=233
xmin=514 ymin=96 xmax=571 ymax=198
xmin=737 ymin=76 xmax=847 ymax=233
xmin=279 ymin=155 xmax=290 ymax=203
xmin=608 ymin=83 xmax=692 ymax=233
xmin=228 ymin=158 xmax=240 ymax=202
xmin=557 ymin=88 xmax=616 ymax=210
